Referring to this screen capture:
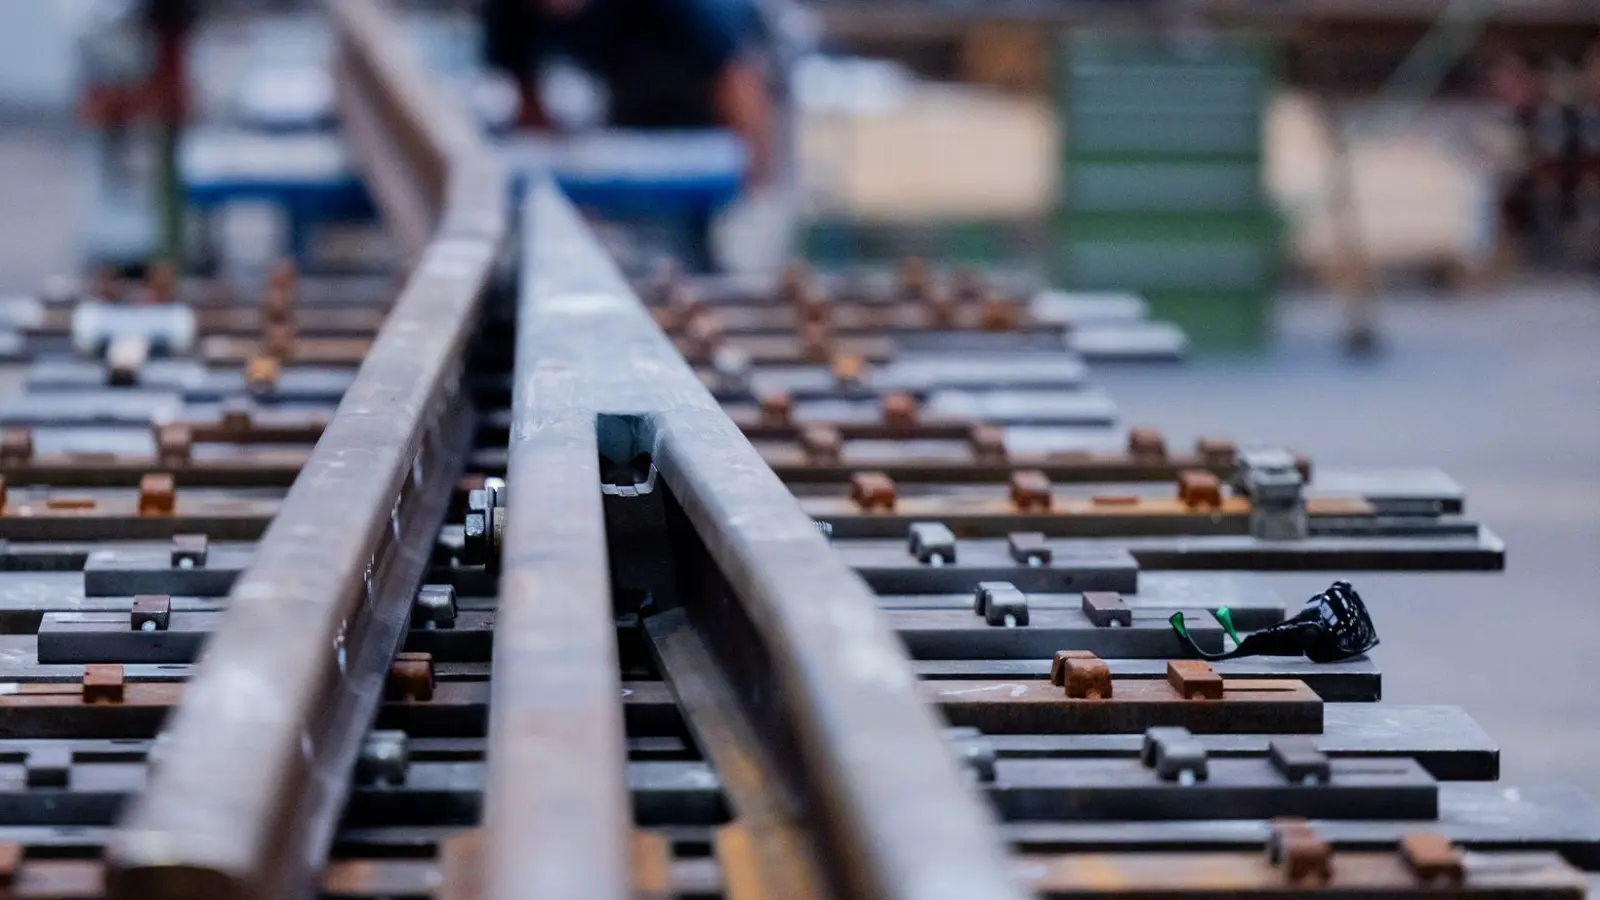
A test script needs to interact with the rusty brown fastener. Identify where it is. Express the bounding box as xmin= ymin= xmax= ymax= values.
xmin=684 ymin=313 xmax=725 ymax=354
xmin=1178 ymin=470 xmax=1223 ymax=509
xmin=663 ymin=282 xmax=704 ymax=319
xmin=1050 ymin=650 xmax=1112 ymax=699
xmin=93 ymin=267 xmax=122 ymax=302
xmin=952 ymin=268 xmax=985 ymax=304
xmin=777 ymin=260 xmax=812 ymax=305
xmin=0 ymin=429 xmax=33 ymax=463
xmin=219 ymin=402 xmax=254 ymax=440
xmin=898 ymin=255 xmax=930 ymax=298
xmin=800 ymin=425 xmax=843 ymax=465
xmin=830 ymin=353 xmax=866 ymax=387
xmin=794 ymin=282 xmax=830 ymax=324
xmin=138 ymin=473 xmax=176 ymax=516
xmin=1128 ymin=427 xmax=1167 ymax=460
xmin=1398 ymin=833 xmax=1464 ymax=885
xmin=1195 ymin=436 xmax=1236 ymax=466
xmin=1167 ymin=660 xmax=1224 ymax=699
xmin=0 ymin=475 xmax=7 ymax=513
xmin=267 ymin=257 xmax=297 ymax=294
xmin=978 ymin=295 xmax=1020 ymax=331
xmin=882 ymin=392 xmax=918 ymax=430
xmin=155 ymin=423 xmax=193 ymax=465
xmin=147 ymin=260 xmax=177 ymax=304
xmin=0 ymin=840 xmax=20 ymax=887
xmin=1009 ymin=469 xmax=1053 ymax=512
xmin=262 ymin=321 xmax=296 ymax=358
xmin=1269 ymin=821 xmax=1332 ymax=885
xmin=758 ymin=392 xmax=793 ymax=428
xmin=927 ymin=287 xmax=957 ymax=327
xmin=247 ymin=355 xmax=281 ymax=395
xmin=969 ymin=425 xmax=1007 ymax=463
xmin=800 ymin=321 xmax=832 ymax=362
xmin=386 ymin=652 xmax=435 ymax=702
xmin=850 ymin=472 xmax=896 ymax=512
xmin=82 ymin=664 xmax=126 ymax=704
